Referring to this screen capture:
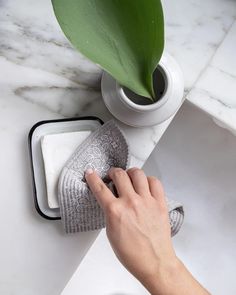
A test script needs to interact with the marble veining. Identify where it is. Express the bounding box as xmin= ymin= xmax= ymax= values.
xmin=188 ymin=20 xmax=236 ymax=133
